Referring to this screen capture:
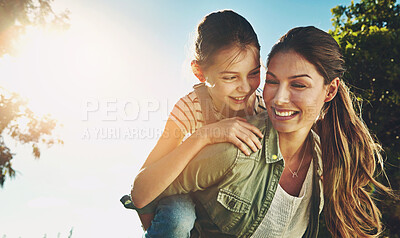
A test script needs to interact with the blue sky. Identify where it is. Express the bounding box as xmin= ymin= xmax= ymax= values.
xmin=0 ymin=0 xmax=350 ymax=237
